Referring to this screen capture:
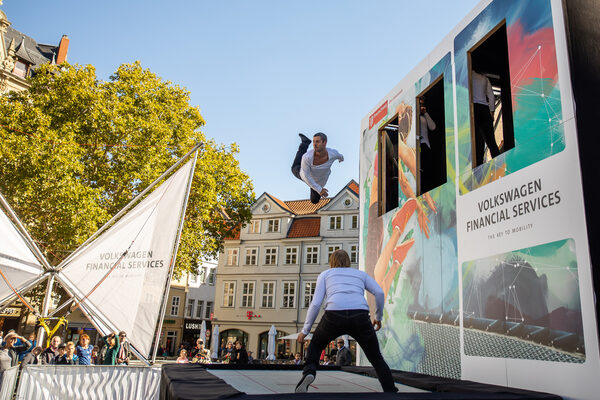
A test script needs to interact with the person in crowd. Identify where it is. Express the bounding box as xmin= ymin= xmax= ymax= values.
xmin=57 ymin=342 xmax=79 ymax=365
xmin=232 ymin=341 xmax=248 ymax=364
xmin=102 ymin=332 xmax=120 ymax=365
xmin=76 ymin=334 xmax=94 ymax=365
xmin=53 ymin=343 xmax=67 ymax=365
xmin=328 ymin=341 xmax=338 ymax=360
xmin=295 ymin=249 xmax=397 ymax=393
xmin=91 ymin=346 xmax=100 ymax=365
xmin=191 ymin=339 xmax=209 ymax=363
xmin=0 ymin=332 xmax=32 ymax=371
xmin=291 ymin=132 xmax=344 ymax=204
xmin=18 ymin=332 xmax=36 ymax=362
xmin=176 ymin=349 xmax=189 ymax=363
xmin=322 ymin=355 xmax=332 ymax=366
xmin=21 ymin=346 xmax=43 ymax=367
xmin=116 ymin=331 xmax=130 ymax=365
xmin=247 ymin=351 xmax=254 ymax=364
xmin=41 ymin=335 xmax=61 ymax=365
xmin=335 ymin=339 xmax=352 ymax=366
xmin=221 ymin=342 xmax=234 ymax=363
xmin=293 ymin=352 xmax=302 ymax=365
xmin=471 ymin=69 xmax=500 ymax=165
